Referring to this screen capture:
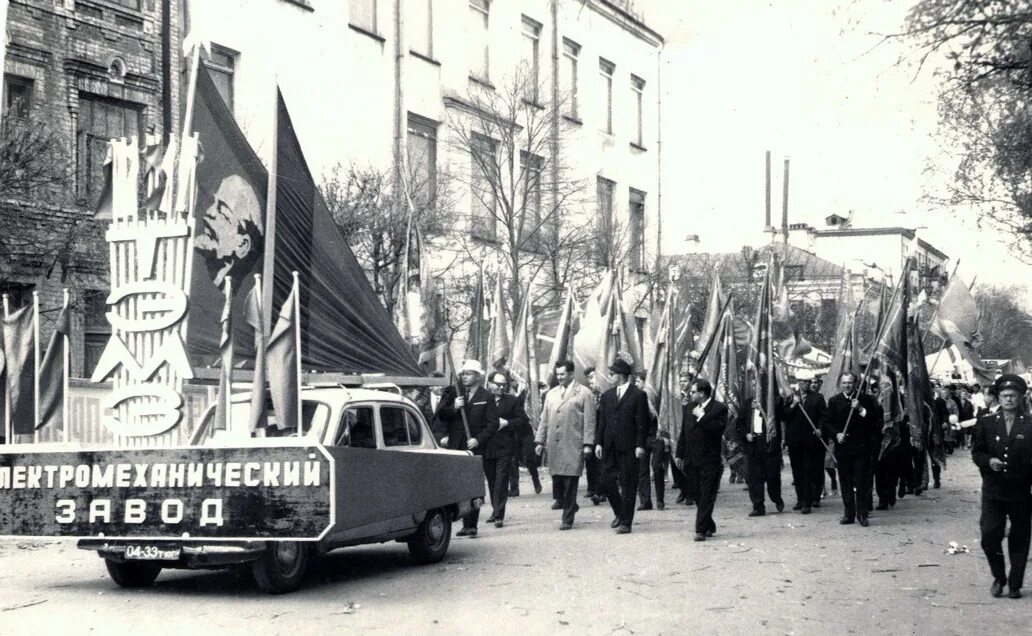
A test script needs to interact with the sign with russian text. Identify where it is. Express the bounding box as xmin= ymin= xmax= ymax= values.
xmin=0 ymin=445 xmax=334 ymax=540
